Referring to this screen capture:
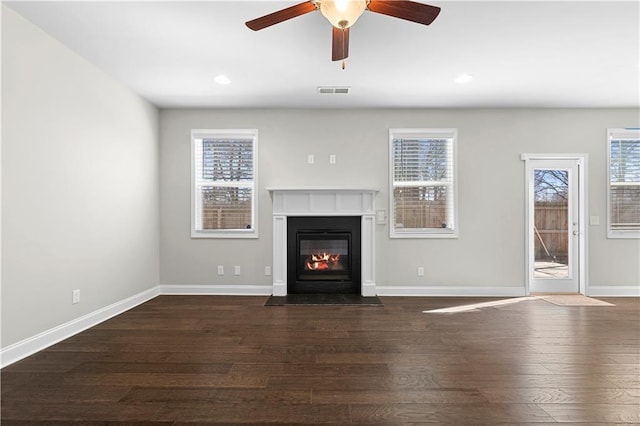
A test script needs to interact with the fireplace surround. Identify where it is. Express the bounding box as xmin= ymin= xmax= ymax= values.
xmin=269 ymin=188 xmax=378 ymax=296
